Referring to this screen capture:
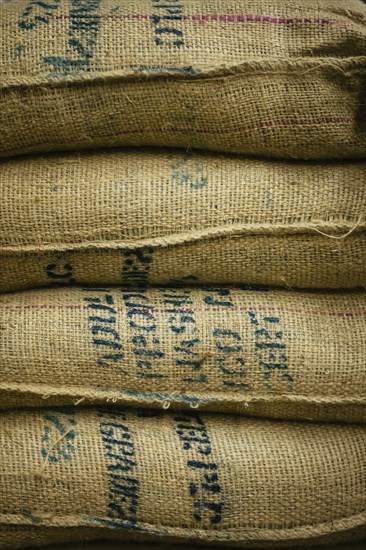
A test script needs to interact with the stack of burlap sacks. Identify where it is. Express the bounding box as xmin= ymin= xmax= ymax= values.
xmin=0 ymin=1 xmax=366 ymax=548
